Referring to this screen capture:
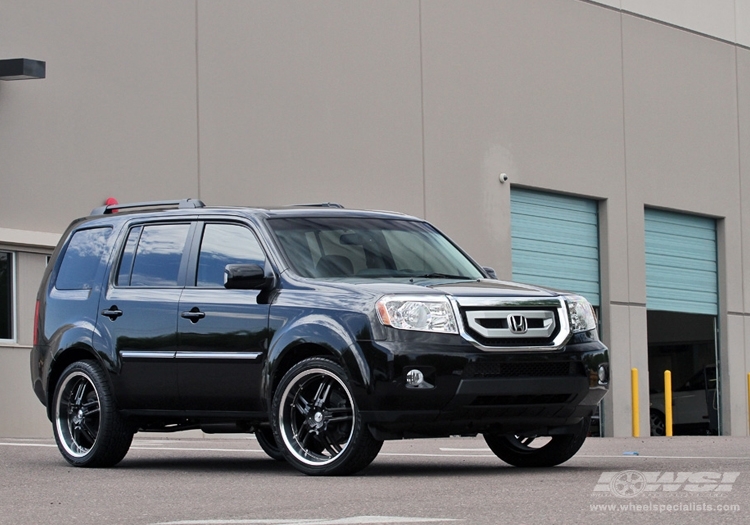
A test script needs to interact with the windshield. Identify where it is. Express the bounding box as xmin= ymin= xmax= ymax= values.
xmin=268 ymin=217 xmax=484 ymax=280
